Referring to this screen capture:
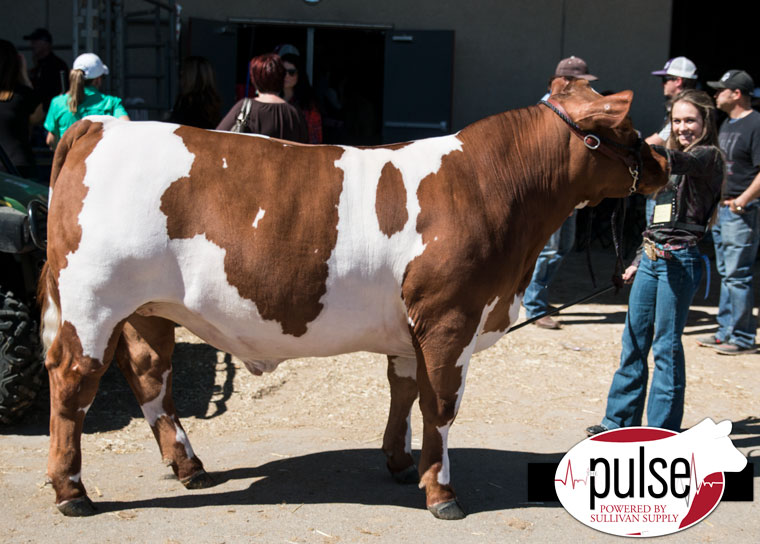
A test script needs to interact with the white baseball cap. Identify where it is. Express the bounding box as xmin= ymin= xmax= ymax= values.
xmin=651 ymin=56 xmax=697 ymax=80
xmin=73 ymin=52 xmax=109 ymax=79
